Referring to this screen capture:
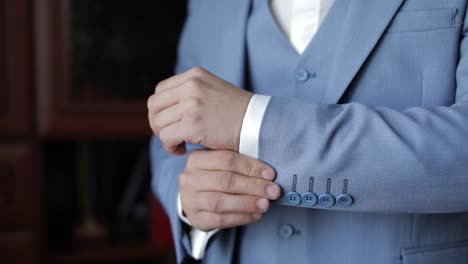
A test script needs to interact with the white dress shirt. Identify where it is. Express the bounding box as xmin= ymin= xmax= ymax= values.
xmin=178 ymin=0 xmax=335 ymax=259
